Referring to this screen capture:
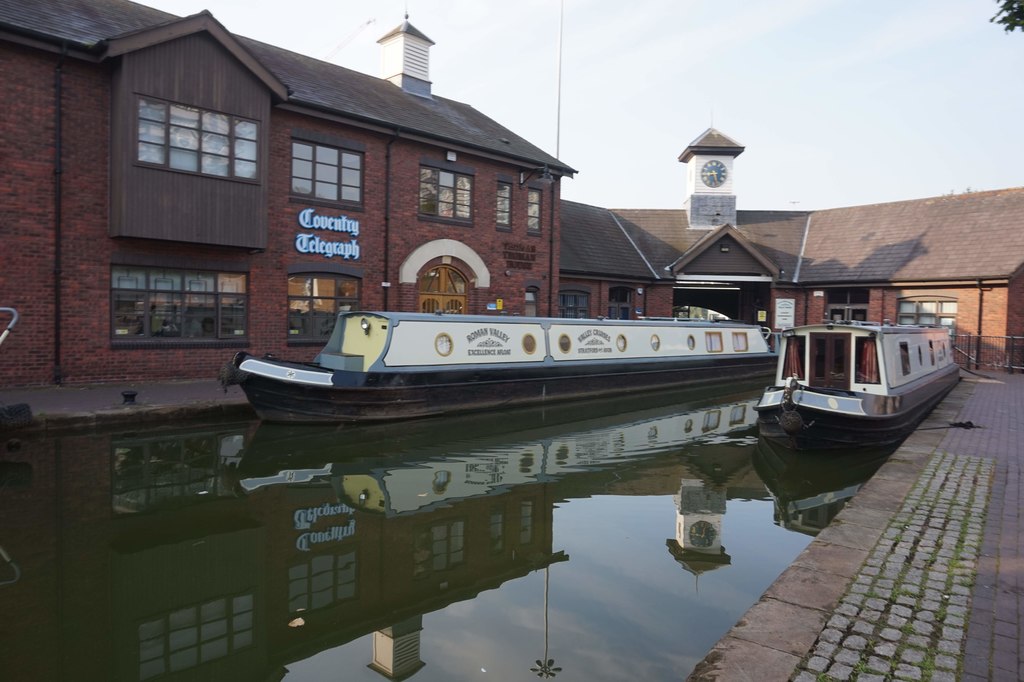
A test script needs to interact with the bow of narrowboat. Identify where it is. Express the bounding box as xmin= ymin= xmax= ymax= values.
xmin=755 ymin=321 xmax=960 ymax=450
